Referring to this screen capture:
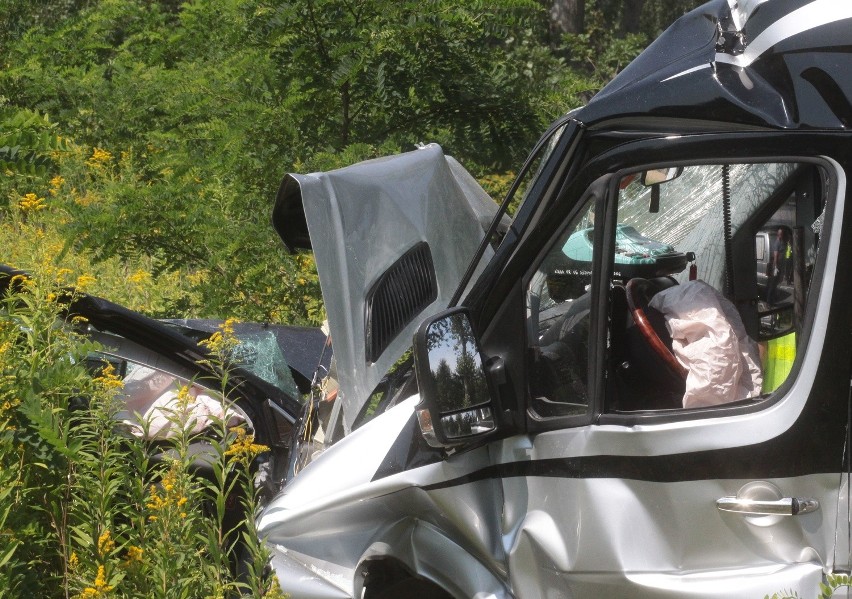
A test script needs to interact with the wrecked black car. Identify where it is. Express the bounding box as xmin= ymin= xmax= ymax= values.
xmin=0 ymin=264 xmax=325 ymax=504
